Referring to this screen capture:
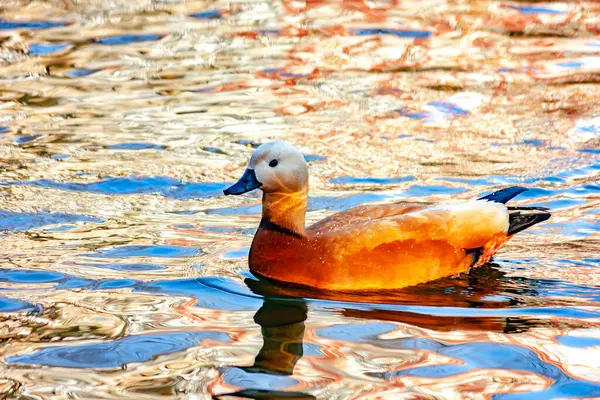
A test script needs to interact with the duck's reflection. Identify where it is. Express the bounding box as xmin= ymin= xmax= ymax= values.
xmin=217 ymin=264 xmax=576 ymax=398
xmin=215 ymin=297 xmax=312 ymax=399
xmin=246 ymin=297 xmax=307 ymax=376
